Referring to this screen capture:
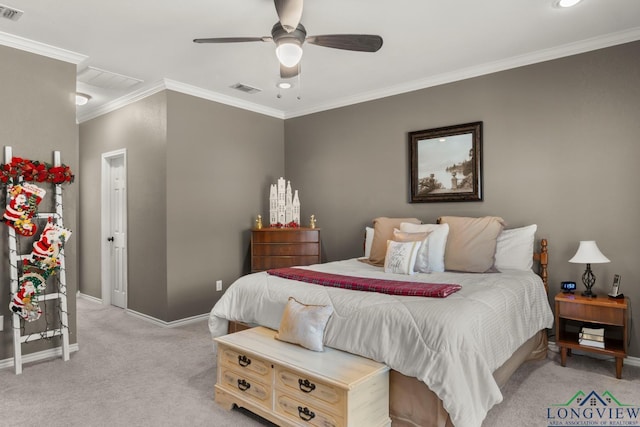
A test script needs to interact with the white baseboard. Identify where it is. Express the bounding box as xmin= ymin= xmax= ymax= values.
xmin=77 ymin=291 xmax=102 ymax=304
xmin=126 ymin=308 xmax=209 ymax=328
xmin=77 ymin=292 xmax=209 ymax=327
xmin=0 ymin=343 xmax=80 ymax=371
xmin=548 ymin=340 xmax=640 ymax=368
